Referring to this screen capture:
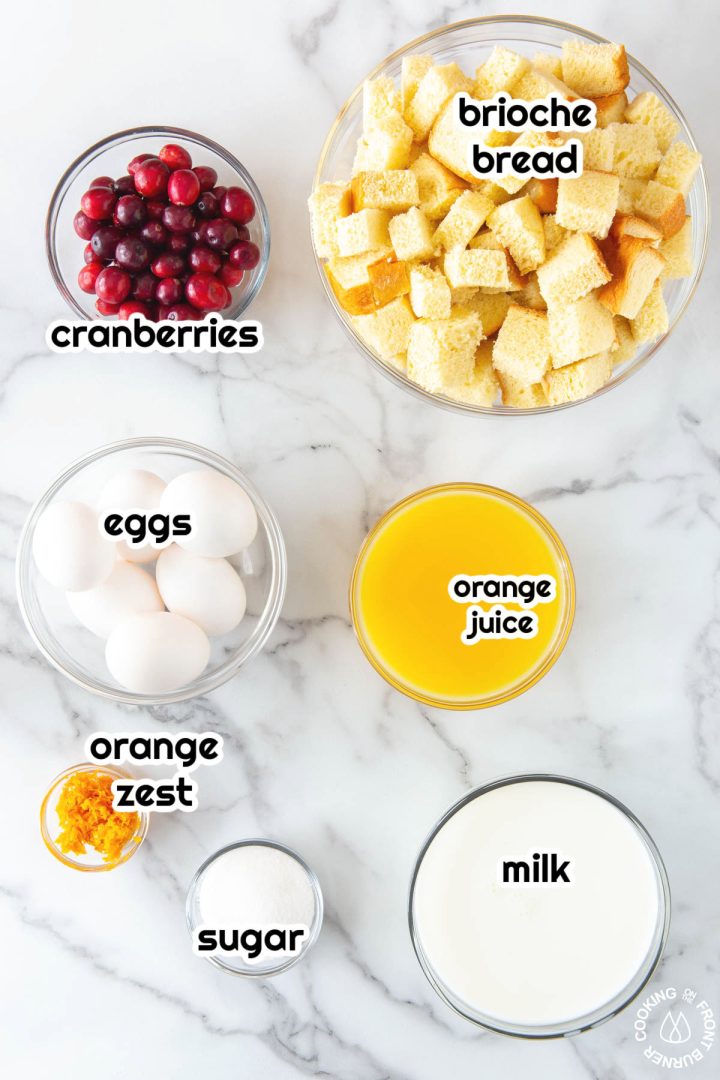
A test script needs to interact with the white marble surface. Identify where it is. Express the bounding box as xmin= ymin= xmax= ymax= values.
xmin=2 ymin=0 xmax=719 ymax=1076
